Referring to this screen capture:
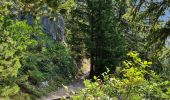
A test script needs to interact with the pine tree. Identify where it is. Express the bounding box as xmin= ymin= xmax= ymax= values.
xmin=122 ymin=0 xmax=170 ymax=72
xmin=81 ymin=0 xmax=125 ymax=76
